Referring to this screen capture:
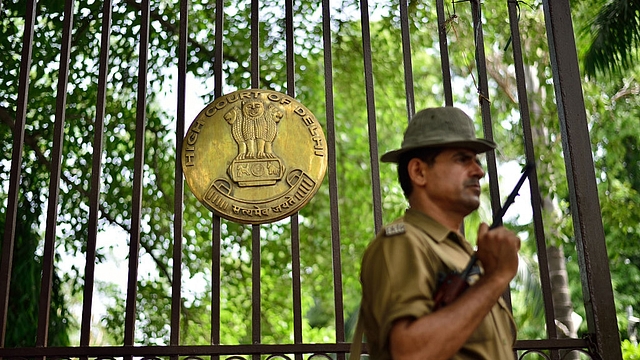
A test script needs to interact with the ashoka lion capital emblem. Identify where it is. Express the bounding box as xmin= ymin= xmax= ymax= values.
xmin=224 ymin=100 xmax=285 ymax=186
xmin=181 ymin=89 xmax=328 ymax=225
